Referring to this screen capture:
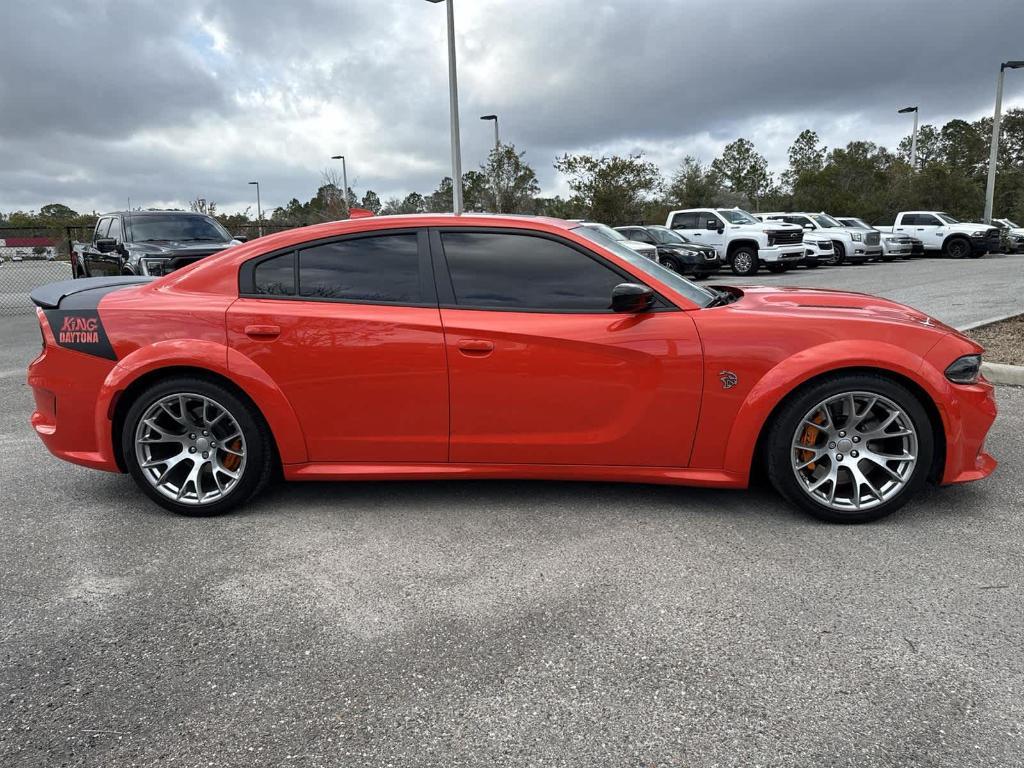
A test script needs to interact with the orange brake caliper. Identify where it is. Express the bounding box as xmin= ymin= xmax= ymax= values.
xmin=798 ymin=412 xmax=826 ymax=471
xmin=221 ymin=439 xmax=243 ymax=471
